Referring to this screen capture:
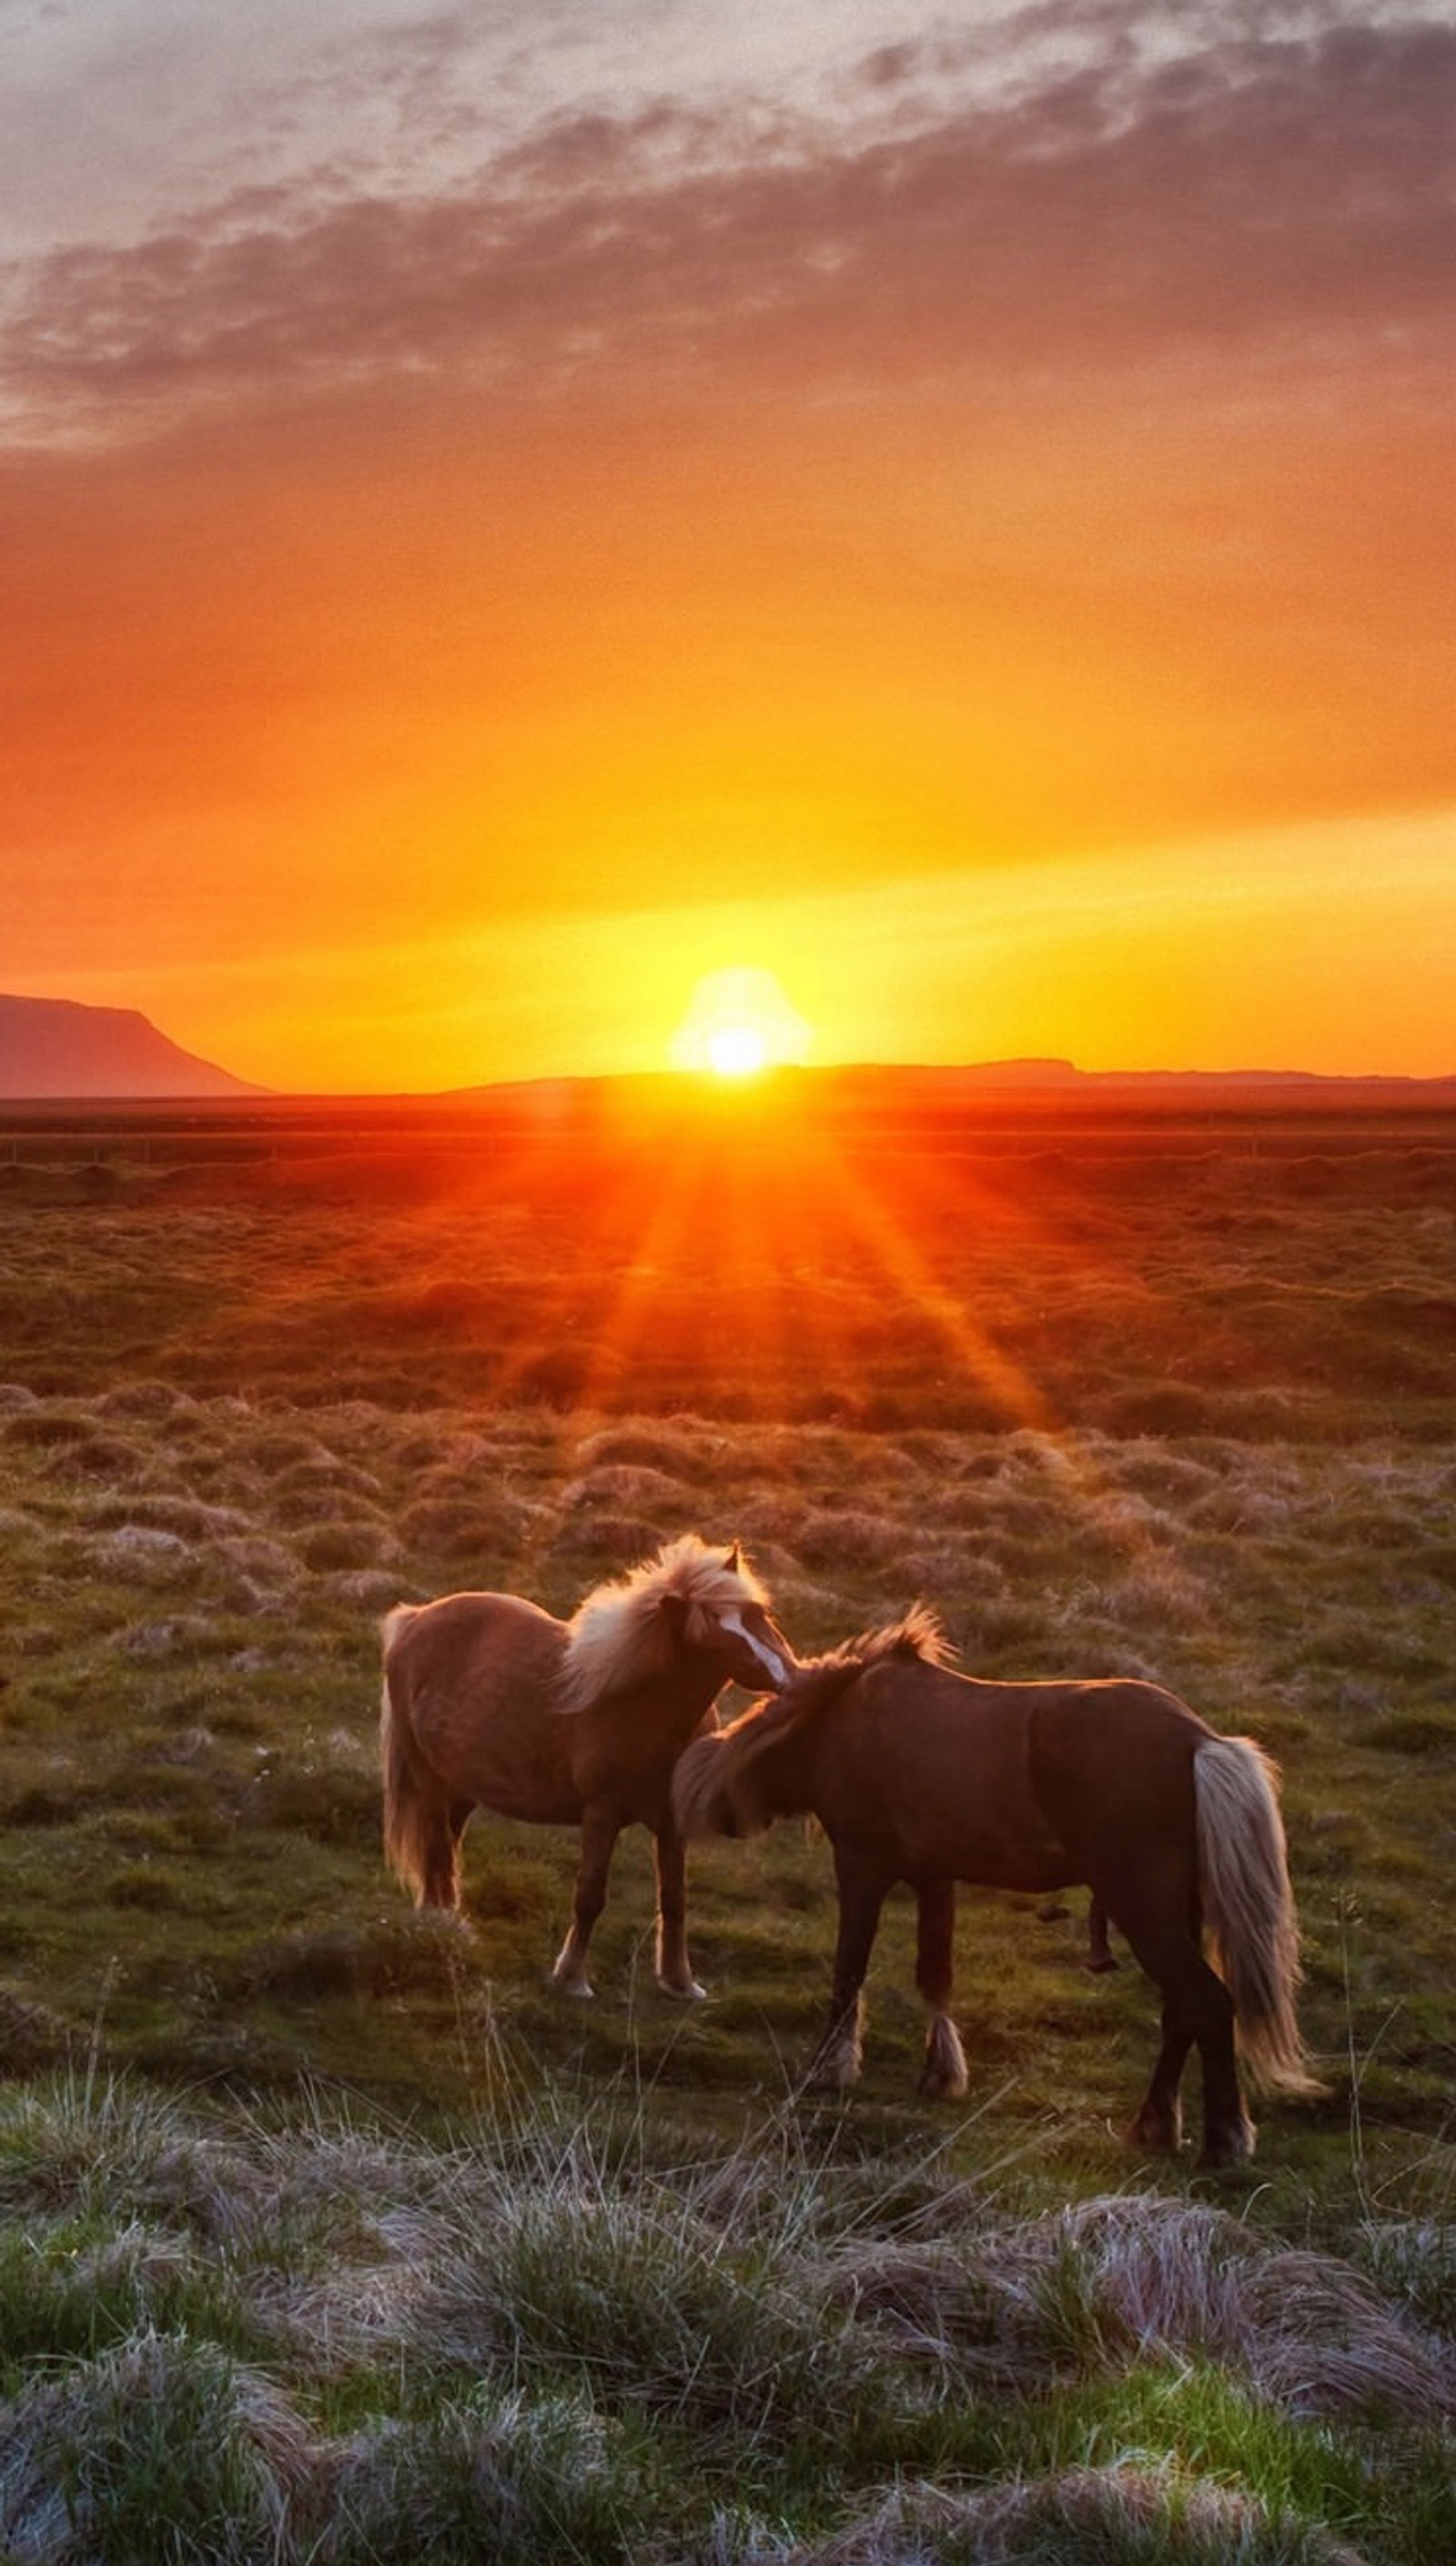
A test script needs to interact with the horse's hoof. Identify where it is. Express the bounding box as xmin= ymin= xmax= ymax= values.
xmin=808 ymin=2046 xmax=862 ymax=2091
xmin=551 ymin=1971 xmax=595 ymax=2000
xmin=916 ymin=2066 xmax=970 ymax=2102
xmin=919 ymin=2015 xmax=969 ymax=2100
xmin=657 ymin=1976 xmax=707 ymax=2003
xmin=1125 ymin=2106 xmax=1182 ymax=2154
xmin=1085 ymin=1955 xmax=1119 ymax=1975
xmin=1197 ymin=2121 xmax=1257 ymax=2171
